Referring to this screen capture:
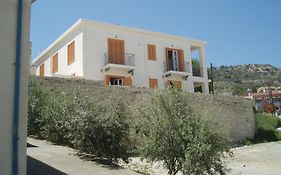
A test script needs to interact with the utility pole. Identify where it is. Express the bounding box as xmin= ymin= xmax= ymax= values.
xmin=210 ymin=63 xmax=214 ymax=94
